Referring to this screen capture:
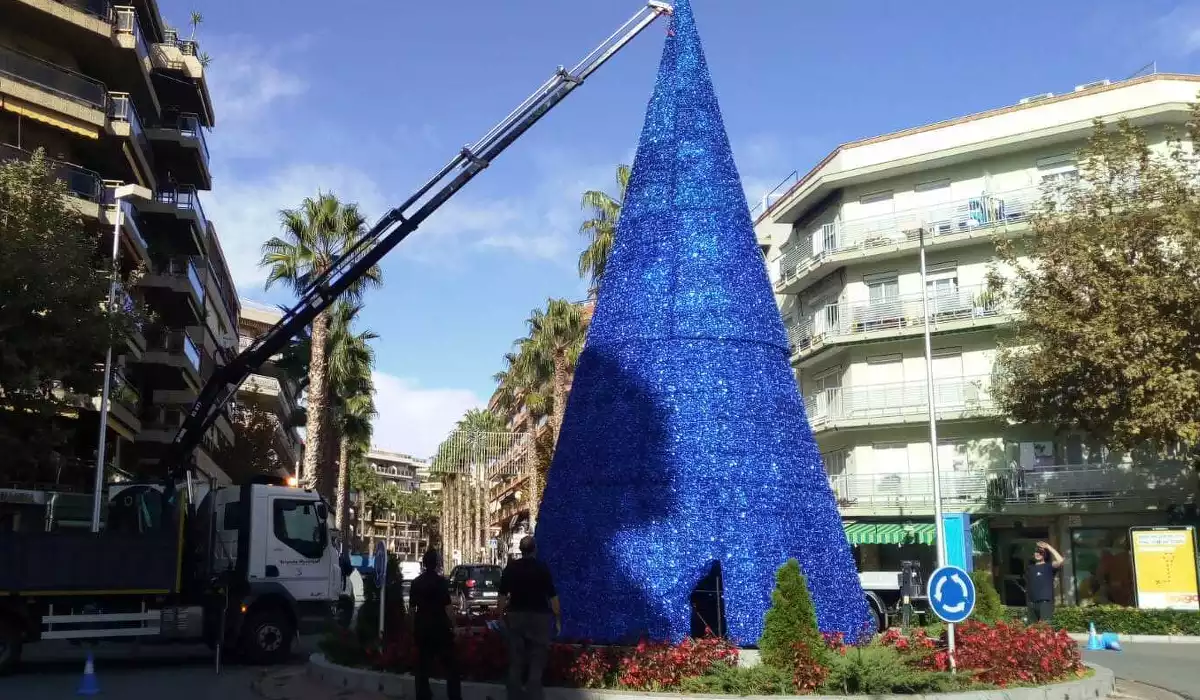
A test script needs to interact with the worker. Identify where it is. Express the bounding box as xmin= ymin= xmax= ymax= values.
xmin=409 ymin=549 xmax=462 ymax=700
